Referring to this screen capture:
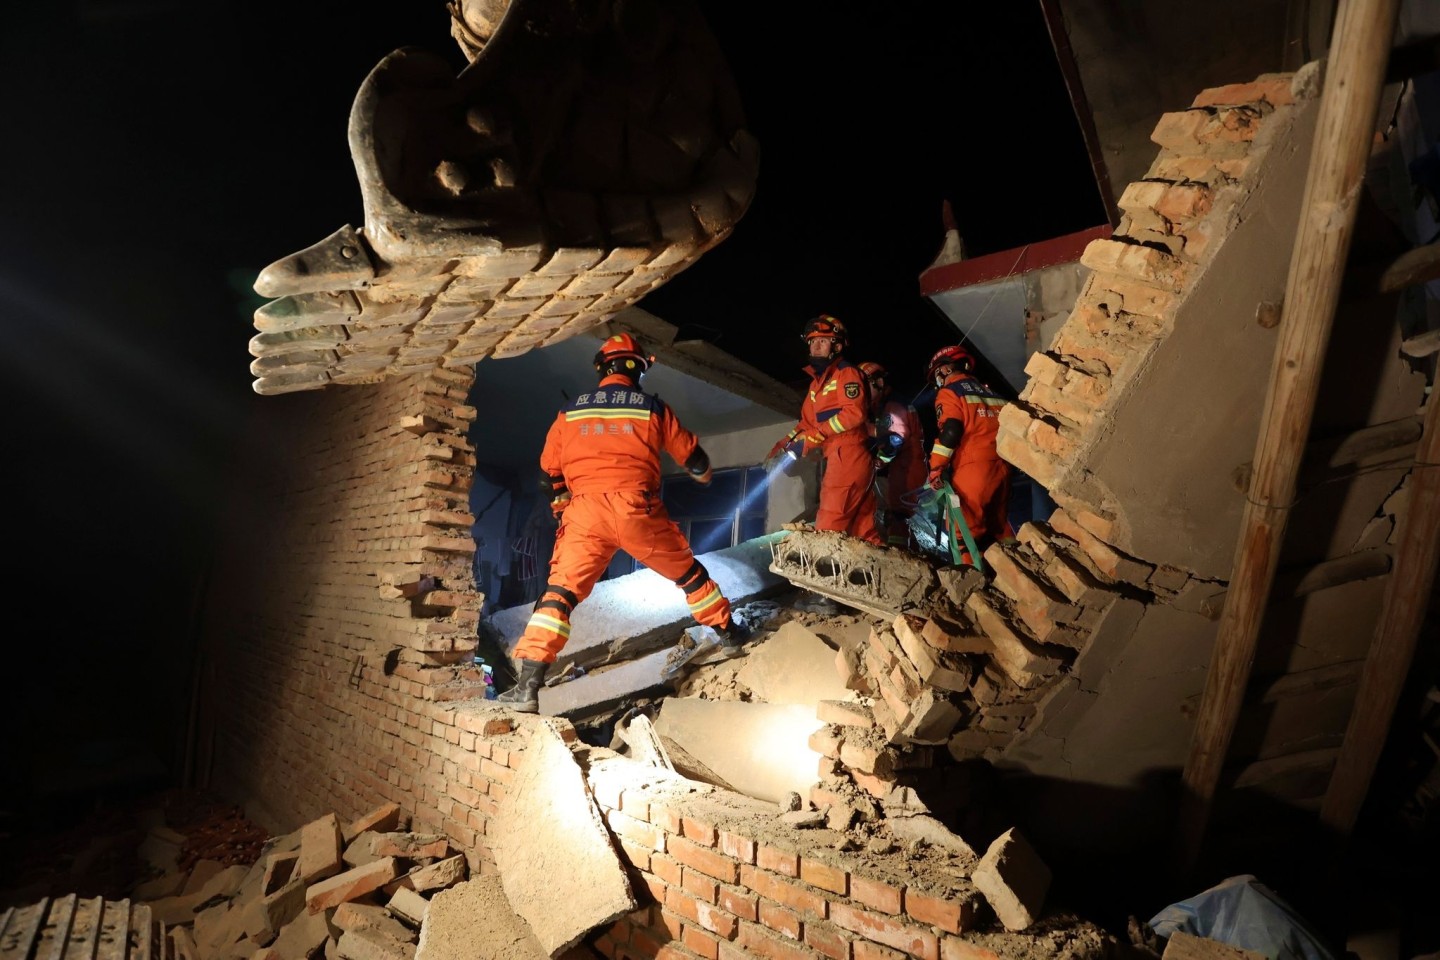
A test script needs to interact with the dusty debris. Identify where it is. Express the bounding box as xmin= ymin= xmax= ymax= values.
xmin=491 ymin=720 xmax=635 ymax=957
xmin=972 ymin=827 xmax=1052 ymax=932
